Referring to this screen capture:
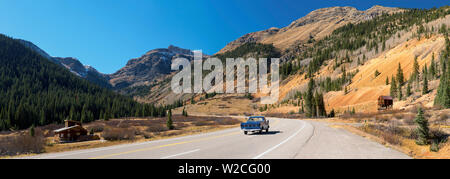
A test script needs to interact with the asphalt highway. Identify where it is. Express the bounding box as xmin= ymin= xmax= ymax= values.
xmin=20 ymin=117 xmax=410 ymax=159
